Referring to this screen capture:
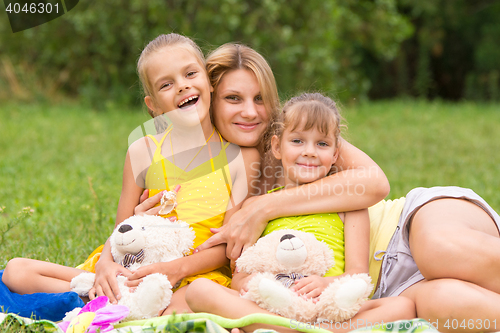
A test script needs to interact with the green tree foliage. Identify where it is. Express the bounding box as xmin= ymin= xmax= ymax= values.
xmin=365 ymin=0 xmax=500 ymax=101
xmin=0 ymin=0 xmax=412 ymax=105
